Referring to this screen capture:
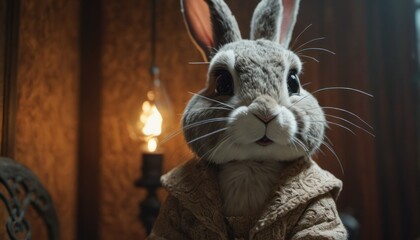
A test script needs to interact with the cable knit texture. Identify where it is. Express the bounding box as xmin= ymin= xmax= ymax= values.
xmin=148 ymin=158 xmax=347 ymax=240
